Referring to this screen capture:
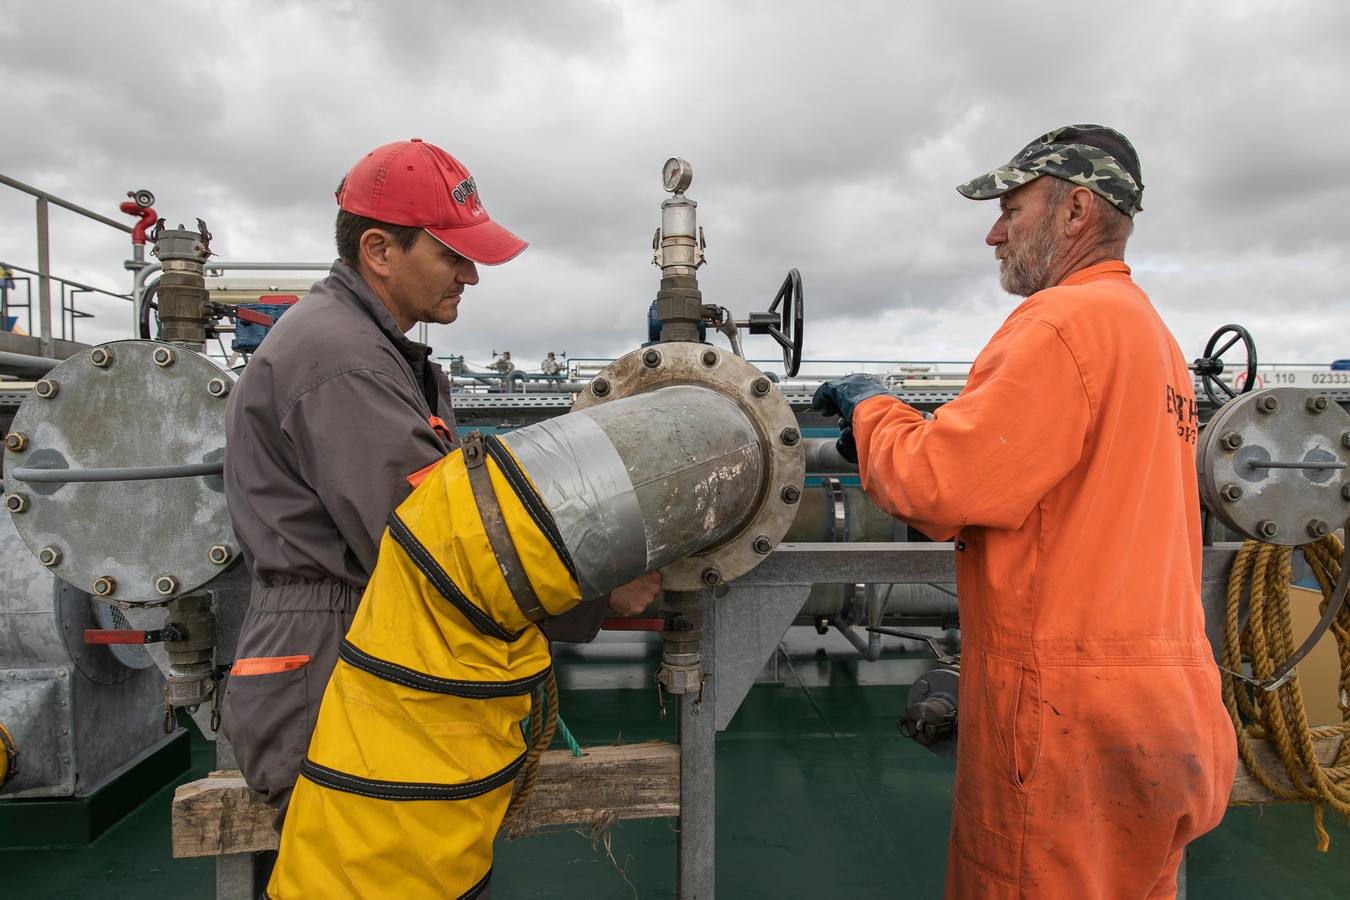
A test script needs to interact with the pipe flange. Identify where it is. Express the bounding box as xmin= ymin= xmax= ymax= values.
xmin=1198 ymin=387 xmax=1350 ymax=545
xmin=573 ymin=343 xmax=805 ymax=589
